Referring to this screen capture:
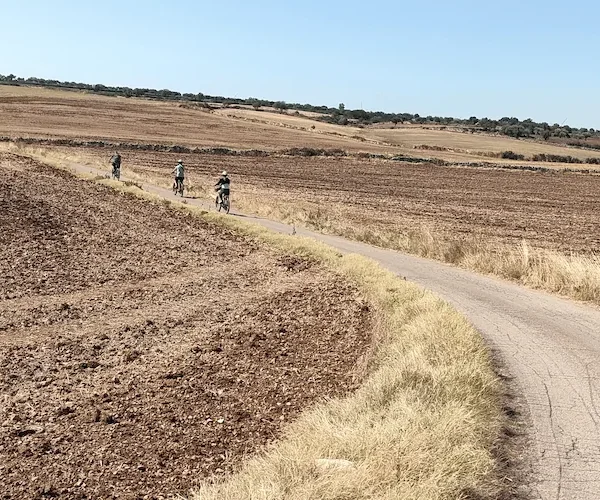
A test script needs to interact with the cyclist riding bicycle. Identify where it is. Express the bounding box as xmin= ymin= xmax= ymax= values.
xmin=110 ymin=152 xmax=121 ymax=179
xmin=173 ymin=159 xmax=185 ymax=192
xmin=215 ymin=171 xmax=230 ymax=205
